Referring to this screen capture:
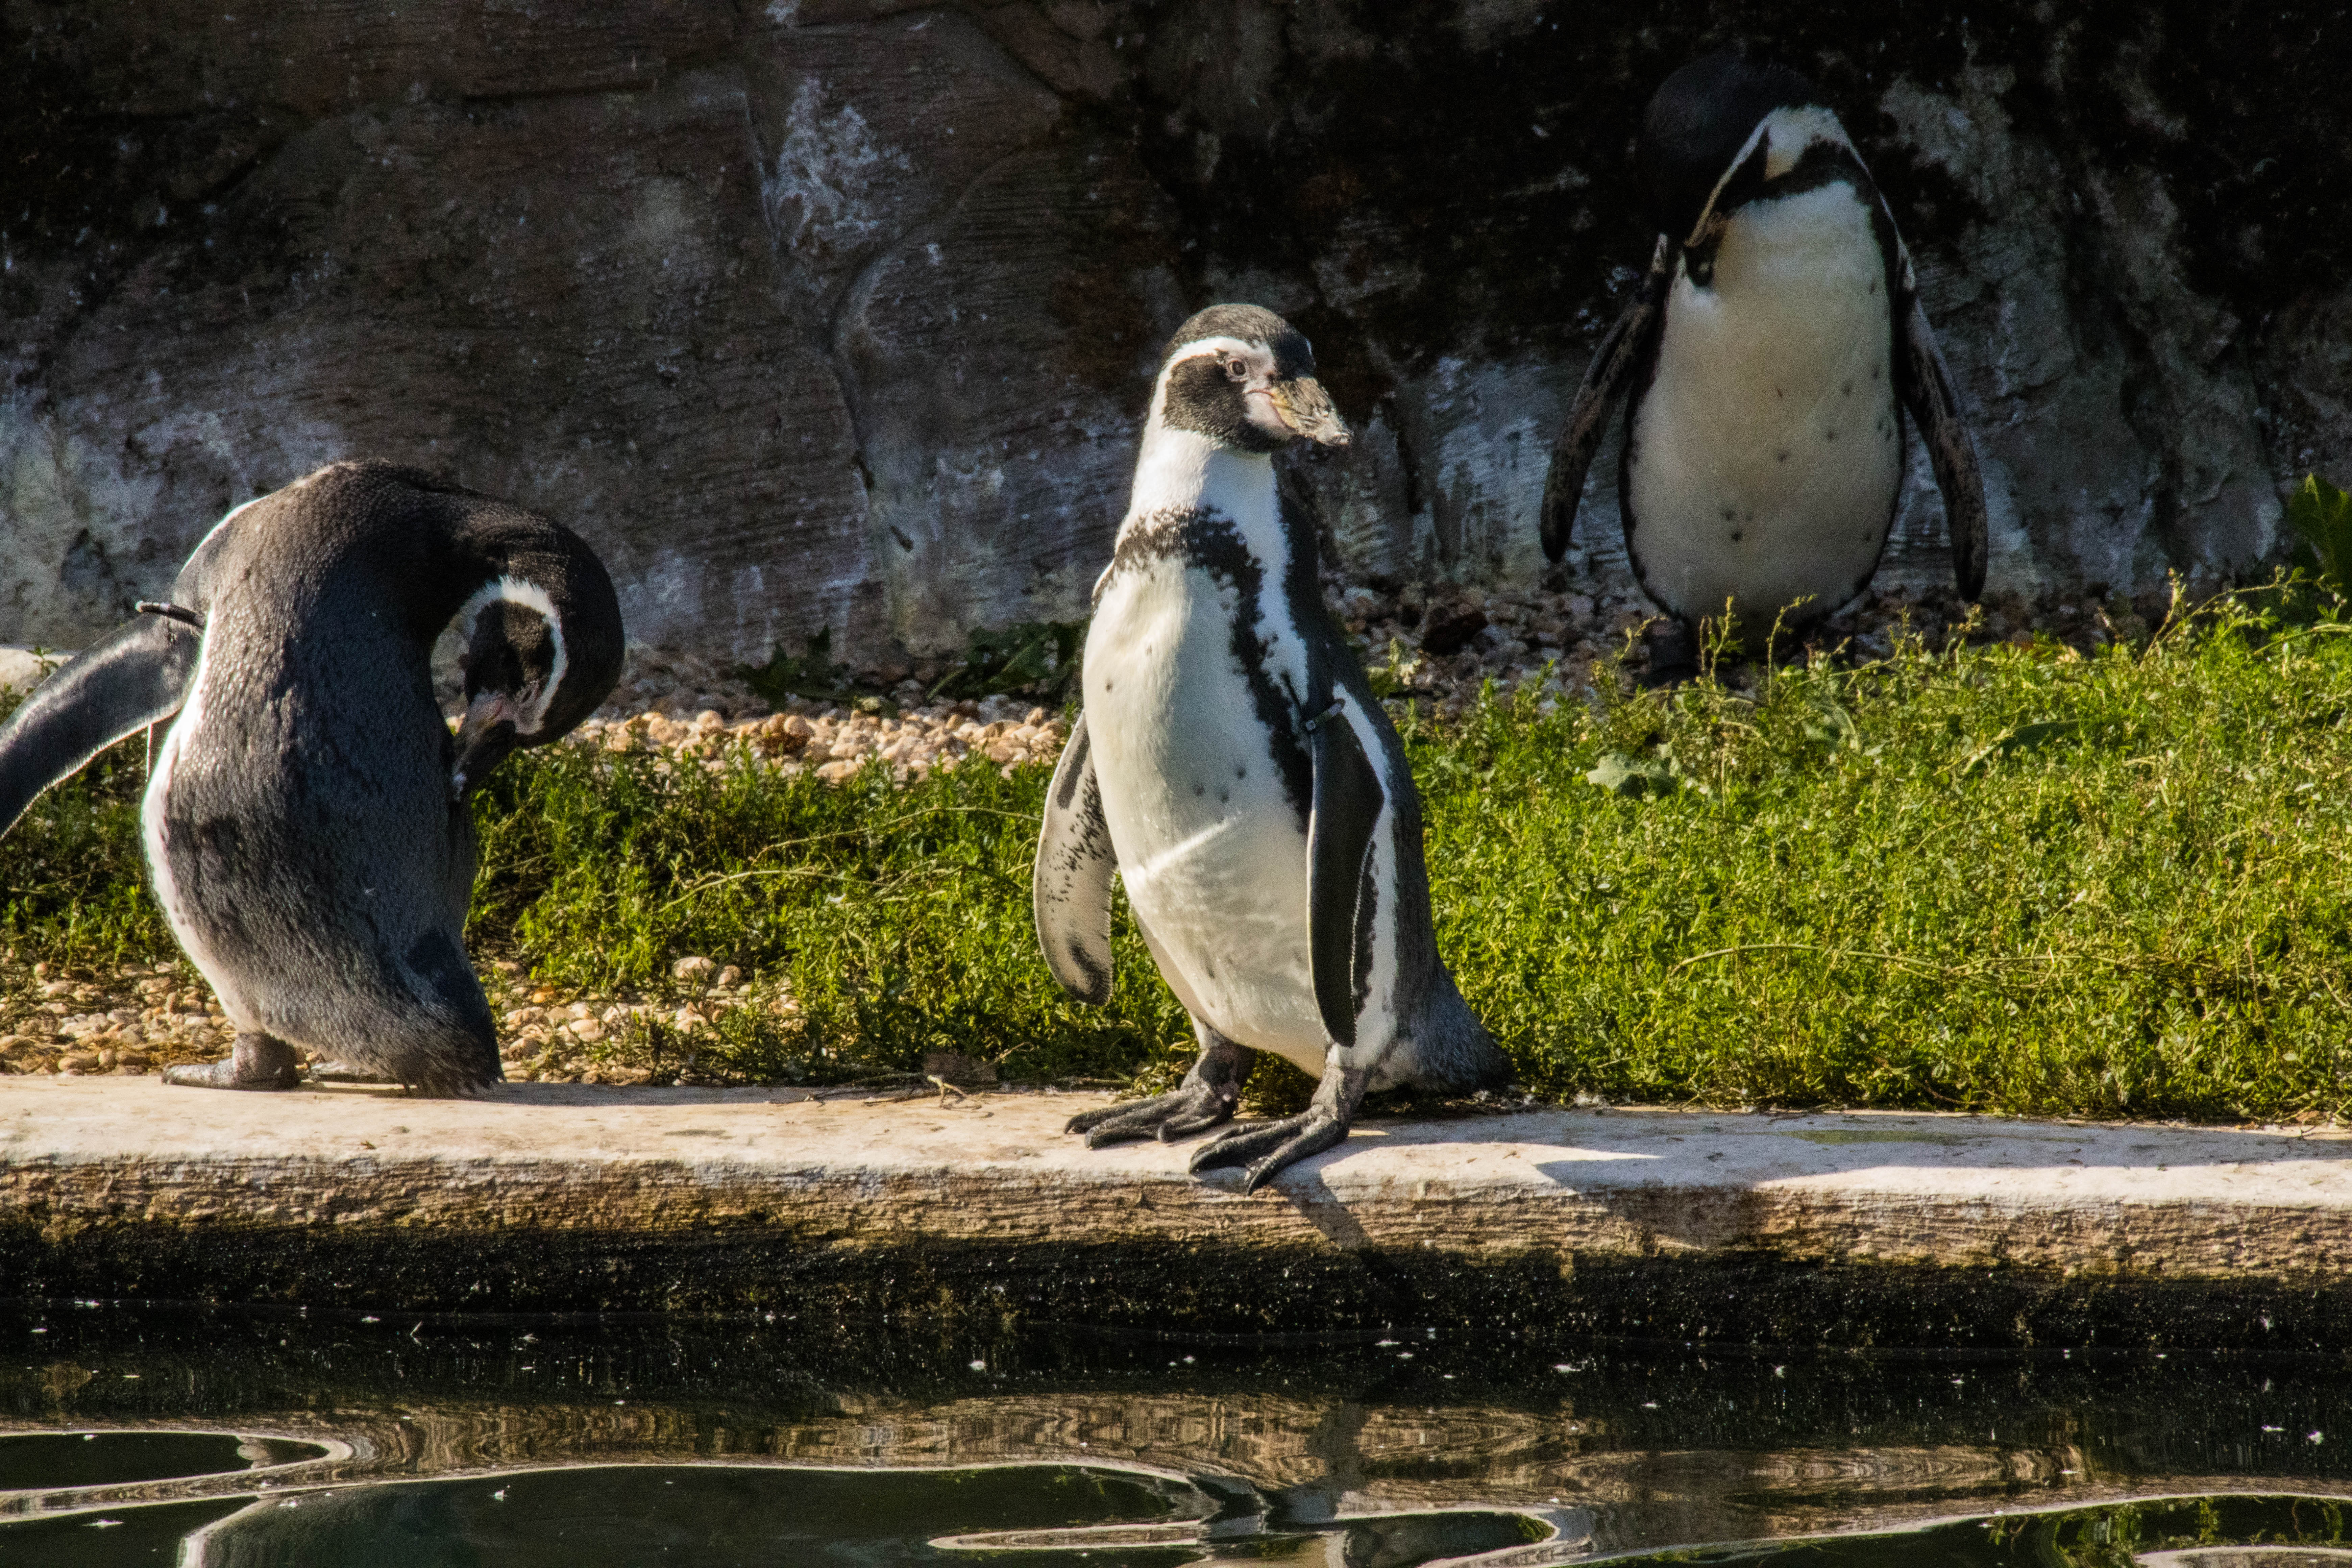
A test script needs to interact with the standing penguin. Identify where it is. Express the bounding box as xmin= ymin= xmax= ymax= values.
xmin=1034 ymin=304 xmax=1509 ymax=1193
xmin=1541 ymin=48 xmax=1987 ymax=666
xmin=0 ymin=460 xmax=622 ymax=1093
